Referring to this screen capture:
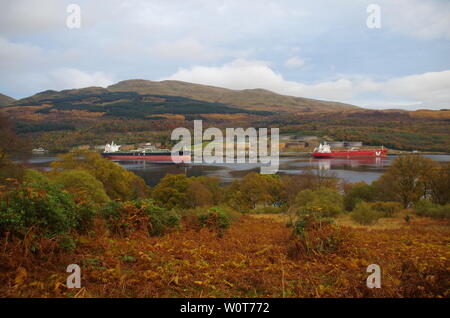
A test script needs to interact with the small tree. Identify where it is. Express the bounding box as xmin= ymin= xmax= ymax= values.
xmin=343 ymin=182 xmax=375 ymax=211
xmin=373 ymin=155 xmax=436 ymax=208
xmin=351 ymin=202 xmax=379 ymax=225
xmin=426 ymin=162 xmax=450 ymax=205
xmin=51 ymin=150 xmax=150 ymax=201
xmin=152 ymin=174 xmax=189 ymax=209
xmin=293 ymin=188 xmax=344 ymax=218
xmin=0 ymin=170 xmax=95 ymax=247
xmin=51 ymin=169 xmax=110 ymax=204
